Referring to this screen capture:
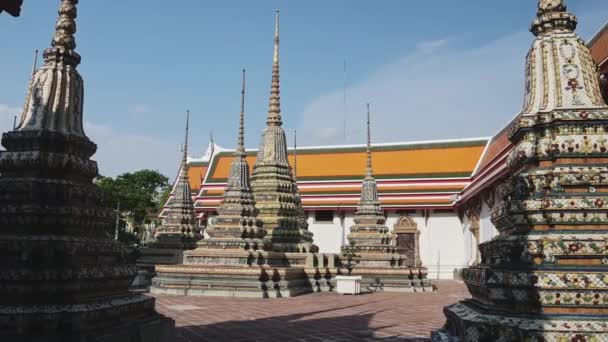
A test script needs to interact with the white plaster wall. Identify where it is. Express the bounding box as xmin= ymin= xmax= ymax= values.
xmin=307 ymin=209 xmax=468 ymax=279
xmin=480 ymin=201 xmax=498 ymax=243
xmin=419 ymin=211 xmax=466 ymax=279
xmin=307 ymin=211 xmax=344 ymax=254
